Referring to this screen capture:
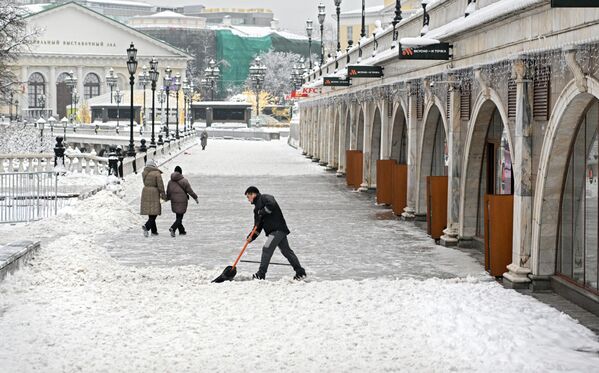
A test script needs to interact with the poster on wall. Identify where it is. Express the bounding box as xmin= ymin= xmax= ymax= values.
xmin=398 ymin=43 xmax=451 ymax=60
xmin=551 ymin=0 xmax=599 ymax=7
xmin=323 ymin=77 xmax=351 ymax=87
